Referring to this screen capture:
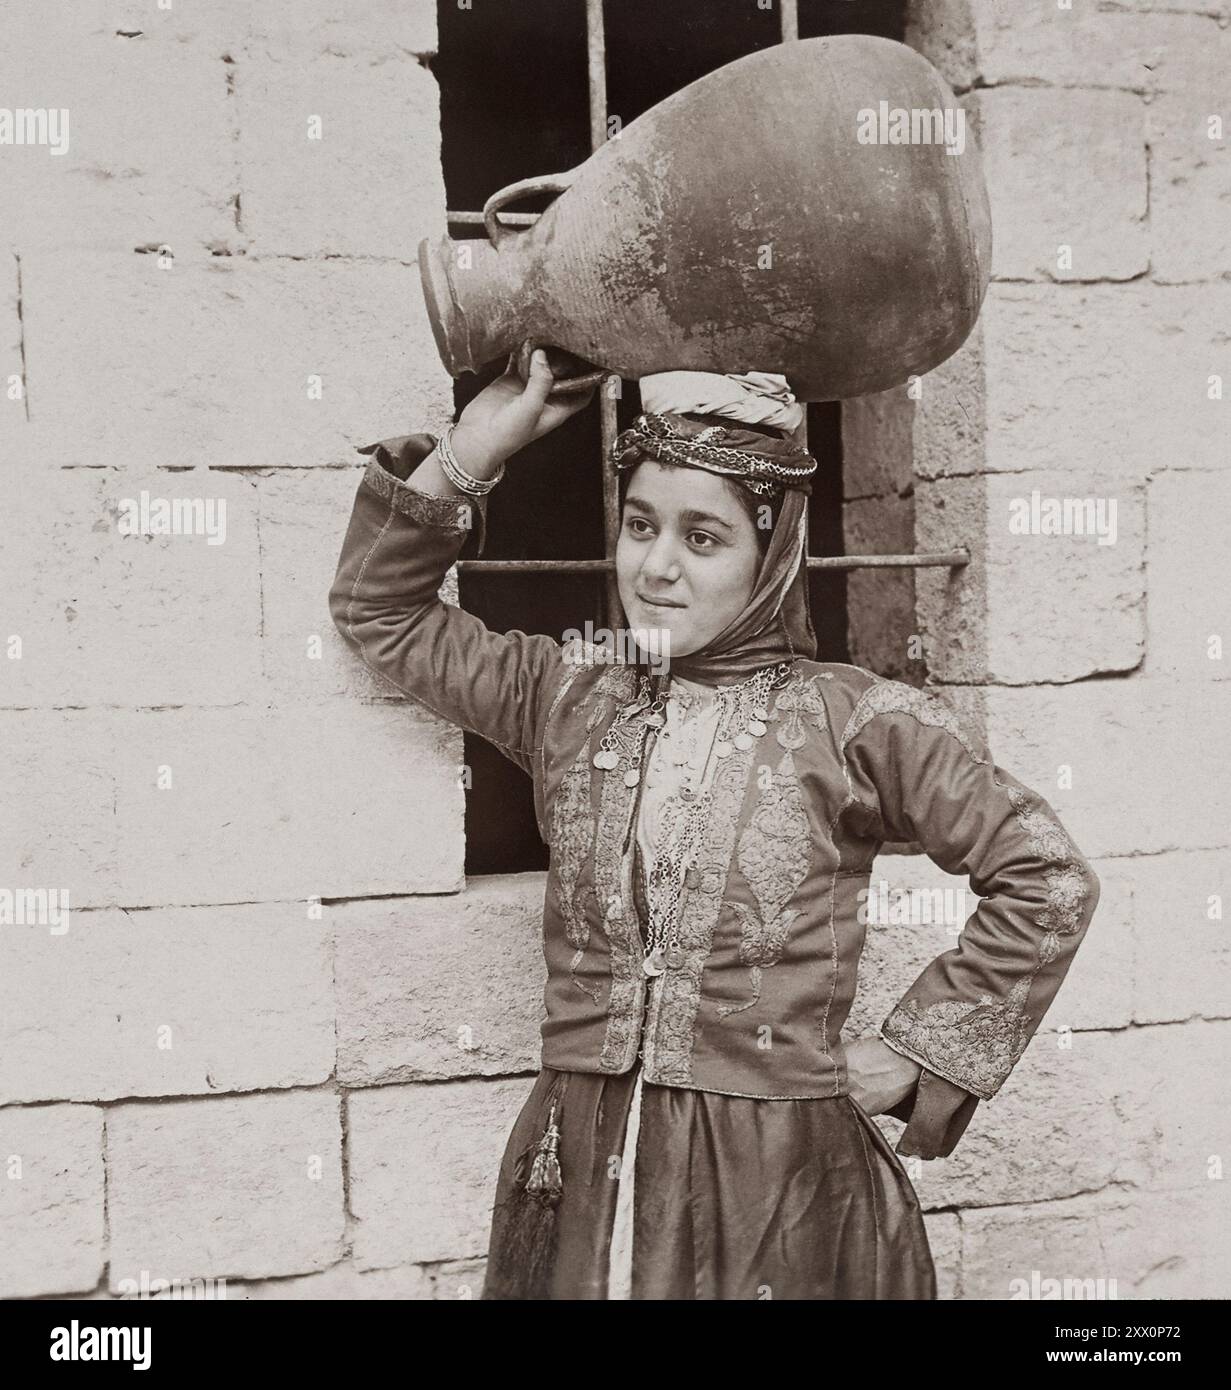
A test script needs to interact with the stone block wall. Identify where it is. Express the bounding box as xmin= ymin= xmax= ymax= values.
xmin=0 ymin=0 xmax=493 ymax=1301
xmin=843 ymin=0 xmax=1230 ymax=1300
